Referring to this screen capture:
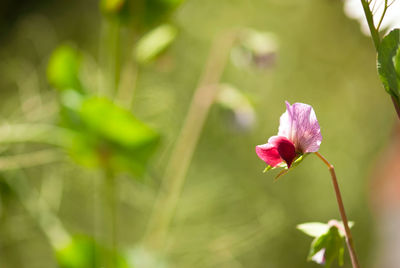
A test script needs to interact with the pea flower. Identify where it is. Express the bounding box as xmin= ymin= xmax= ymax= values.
xmin=256 ymin=101 xmax=322 ymax=169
